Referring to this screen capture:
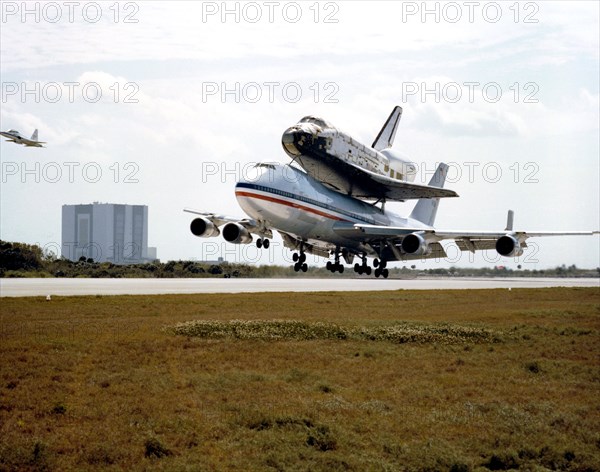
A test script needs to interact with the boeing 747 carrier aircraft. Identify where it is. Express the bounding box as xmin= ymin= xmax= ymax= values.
xmin=186 ymin=108 xmax=598 ymax=277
